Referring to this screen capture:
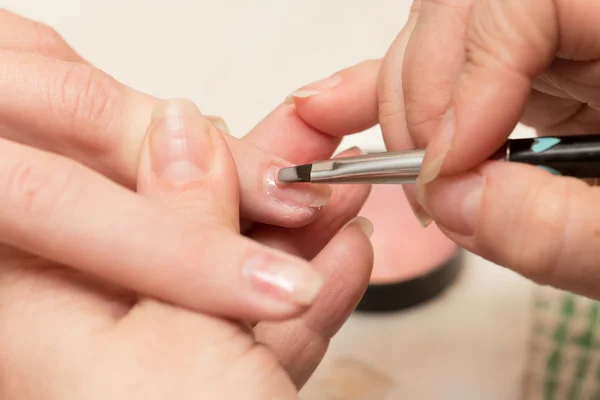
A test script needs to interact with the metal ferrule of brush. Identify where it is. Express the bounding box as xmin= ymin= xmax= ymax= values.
xmin=309 ymin=150 xmax=425 ymax=184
